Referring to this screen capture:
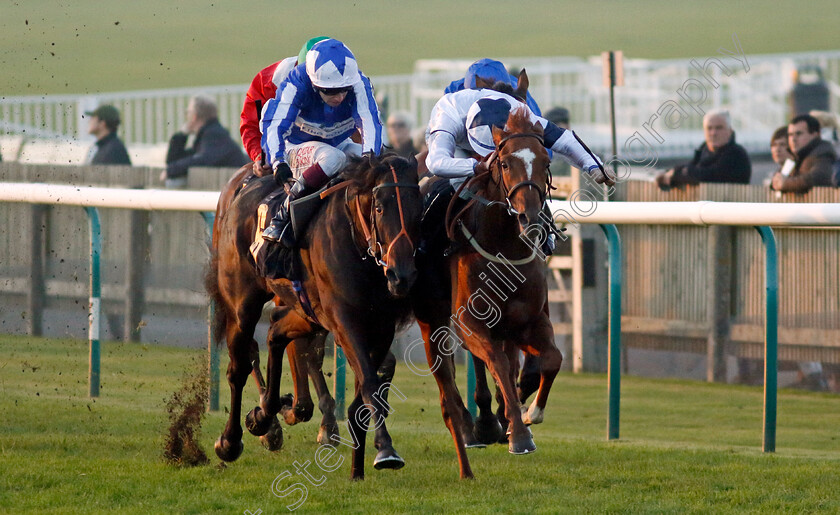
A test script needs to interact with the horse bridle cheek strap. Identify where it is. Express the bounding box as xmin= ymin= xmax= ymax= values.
xmin=353 ymin=166 xmax=418 ymax=271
